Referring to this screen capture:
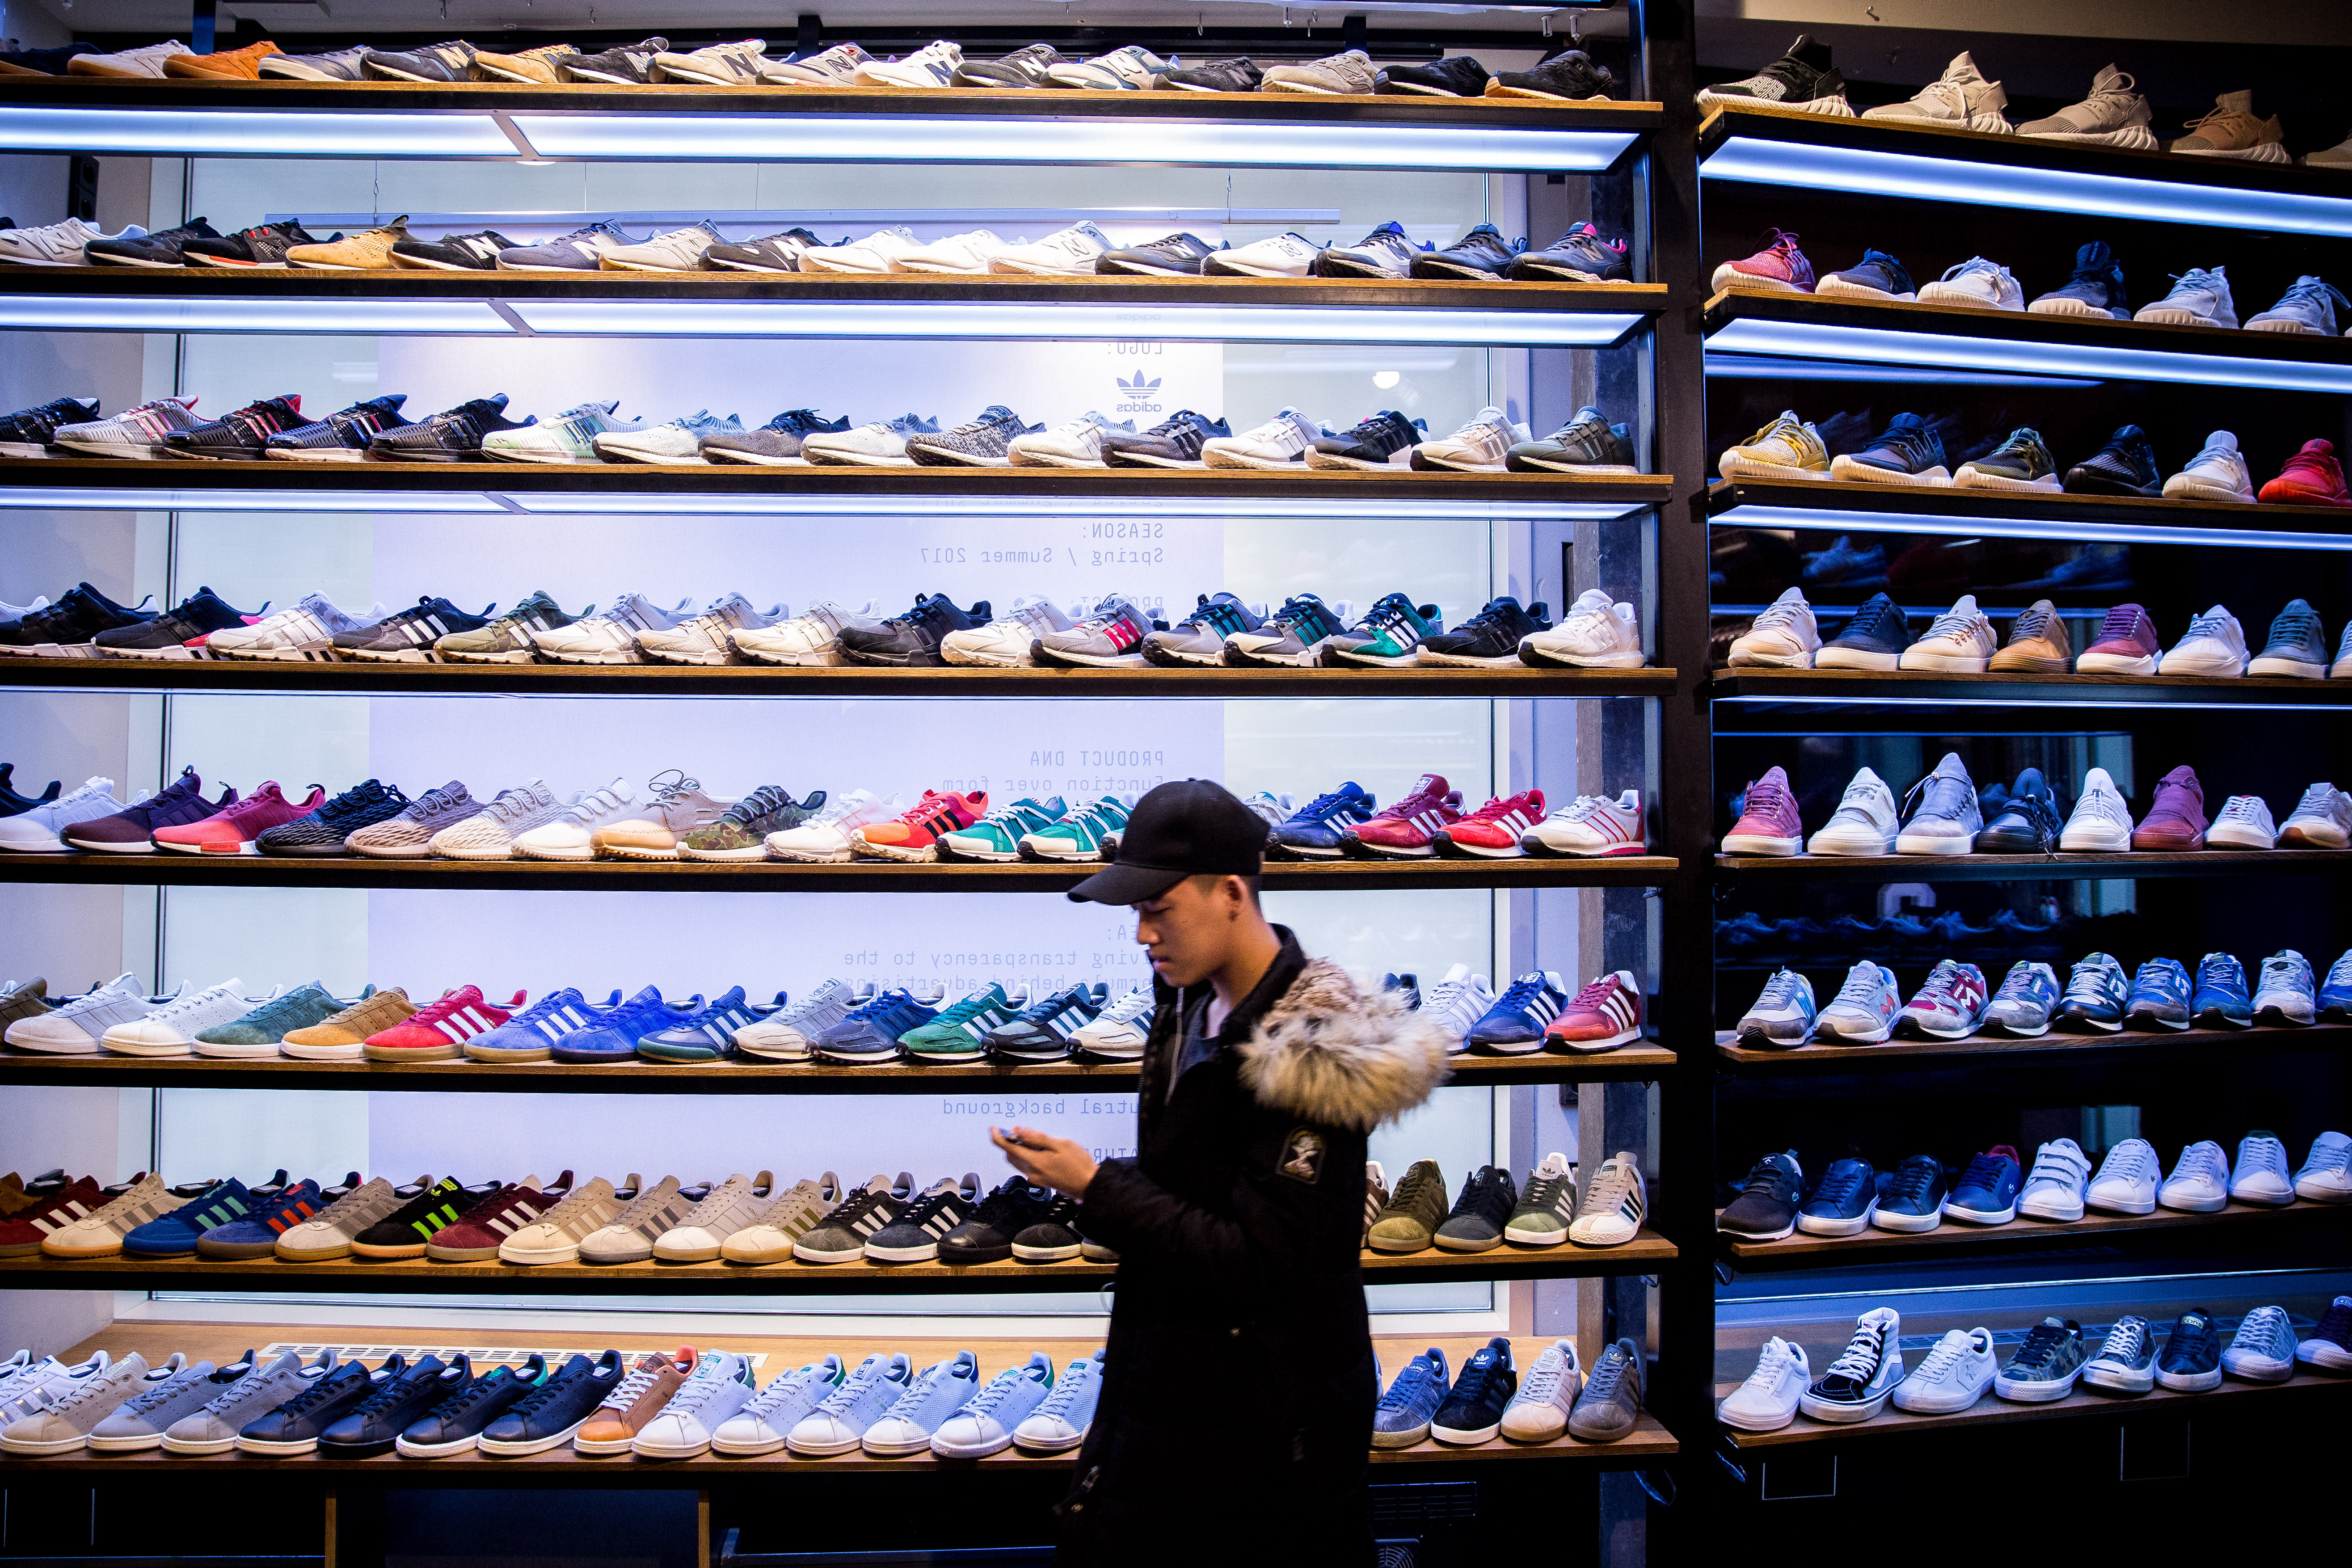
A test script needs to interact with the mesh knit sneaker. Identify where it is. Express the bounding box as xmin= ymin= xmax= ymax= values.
xmin=1400 ymin=222 xmax=1521 ymax=280
xmin=1310 ymin=222 xmax=1424 ymax=279
xmin=1101 ymin=410 xmax=1229 ymax=468
xmin=1032 ymin=595 xmax=1159 ymax=668
xmin=2134 ymin=266 xmax=2238 ymax=328
xmin=1862 ymin=50 xmax=2010 ymax=131
xmin=152 ymin=782 xmax=324 ymax=855
xmin=2064 ymin=424 xmax=2164 ymax=497
xmin=2259 ymin=441 xmax=2352 ymax=507
xmin=1817 ymin=249 xmax=1918 ymax=302
xmin=52 ymin=397 xmax=202 ymax=458
xmin=2162 ymin=430 xmax=2257 ymax=502
xmin=0 ymin=396 xmax=99 ymax=456
xmin=697 ymin=408 xmax=850 ymax=465
xmin=91 ymin=588 xmax=263 ymax=661
xmin=430 ymin=782 xmax=578 ymax=860
xmin=1828 ymin=413 xmax=1951 ymax=486
xmin=903 ymin=405 xmax=1042 ymax=468
xmin=1221 ymin=593 xmax=1353 ymax=666
xmin=1711 ymin=229 xmax=1813 ymax=295
xmin=1307 ymin=411 xmax=1427 ymax=470
xmin=1952 ymin=426 xmax=2060 ymax=490
xmin=342 ymin=781 xmax=475 ymax=858
xmin=1918 ymin=255 xmax=2023 ymax=310
xmin=1517 ymin=582 xmax=1638 ymax=666
xmin=1410 ymin=406 xmax=1526 ymax=472
xmin=1419 ymin=597 xmax=1553 ymax=666
xmin=1140 ymin=593 xmax=1264 ymax=666
xmin=2248 ymin=275 xmax=2352 ymax=335
xmin=1017 ymin=796 xmax=1129 ymax=862
xmin=330 ymin=597 xmax=494 ymax=663
xmin=61 ymin=767 xmax=231 ymax=853
xmin=2024 ymin=240 xmax=2131 ymax=318
xmin=2170 ymin=90 xmax=2288 ymax=163
xmin=1486 ymin=50 xmax=1616 ymax=102
xmin=509 ymin=777 xmax=643 ymax=861
xmin=1697 ymin=34 xmax=1851 ymax=115
xmin=156 ymin=395 xmax=303 ymax=460
xmin=1323 ymin=594 xmax=1444 ymax=667
xmin=1507 ymin=407 xmax=1637 ymax=473
xmin=1722 ymin=765 xmax=1802 ymax=856
xmin=2019 ymin=64 xmax=2156 ymax=147
xmin=849 ymin=790 xmax=986 ymax=862
xmin=936 ymin=797 xmax=1064 ymax=863
xmin=1718 ymin=411 xmax=1827 ymax=480
xmin=205 ymin=593 xmax=386 ymax=661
